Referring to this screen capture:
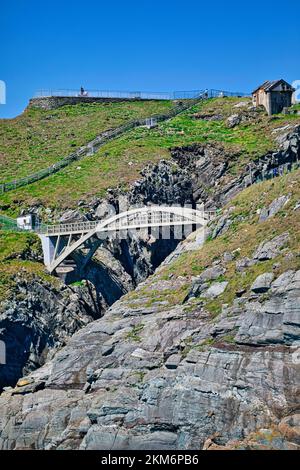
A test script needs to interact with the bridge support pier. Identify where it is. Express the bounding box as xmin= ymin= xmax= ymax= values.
xmin=39 ymin=235 xmax=59 ymax=268
xmin=39 ymin=233 xmax=104 ymax=275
